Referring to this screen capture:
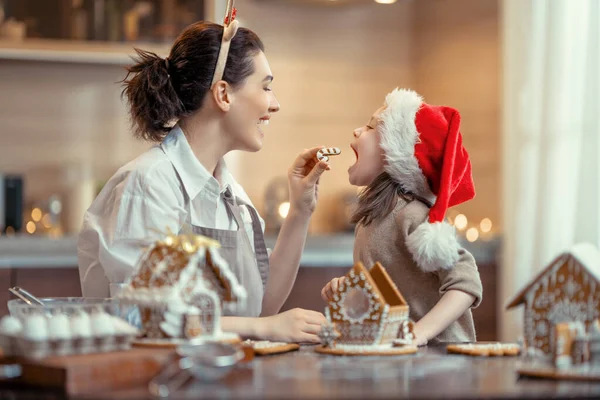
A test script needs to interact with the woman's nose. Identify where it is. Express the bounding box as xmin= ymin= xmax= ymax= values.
xmin=353 ymin=129 xmax=361 ymax=138
xmin=269 ymin=93 xmax=281 ymax=113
